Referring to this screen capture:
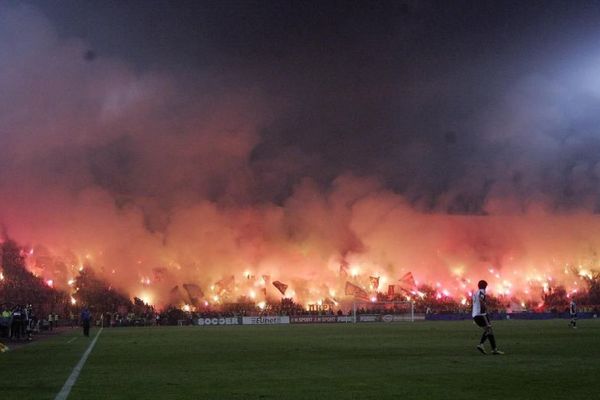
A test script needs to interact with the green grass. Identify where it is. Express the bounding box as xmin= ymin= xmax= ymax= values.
xmin=2 ymin=319 xmax=599 ymax=399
